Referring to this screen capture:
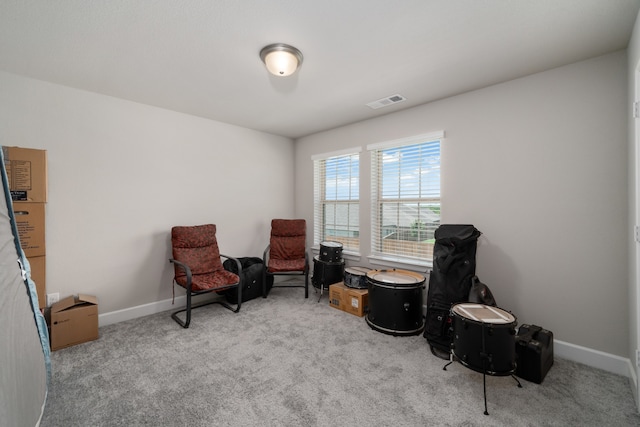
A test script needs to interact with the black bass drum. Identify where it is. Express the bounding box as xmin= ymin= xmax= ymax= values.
xmin=365 ymin=269 xmax=426 ymax=336
xmin=311 ymin=256 xmax=345 ymax=290
xmin=451 ymin=303 xmax=517 ymax=376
